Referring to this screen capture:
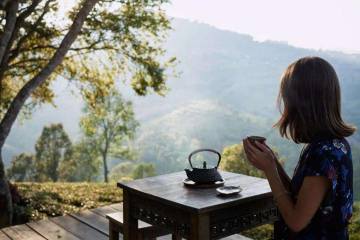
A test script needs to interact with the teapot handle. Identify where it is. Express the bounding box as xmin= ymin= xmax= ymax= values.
xmin=188 ymin=148 xmax=221 ymax=169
